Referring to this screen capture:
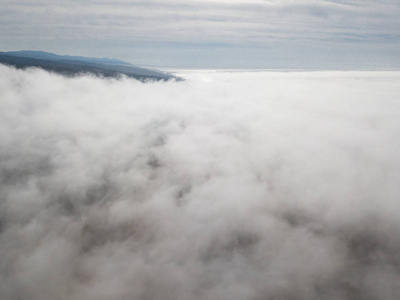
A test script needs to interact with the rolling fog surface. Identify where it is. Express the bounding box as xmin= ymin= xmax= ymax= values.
xmin=1 ymin=65 xmax=400 ymax=300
